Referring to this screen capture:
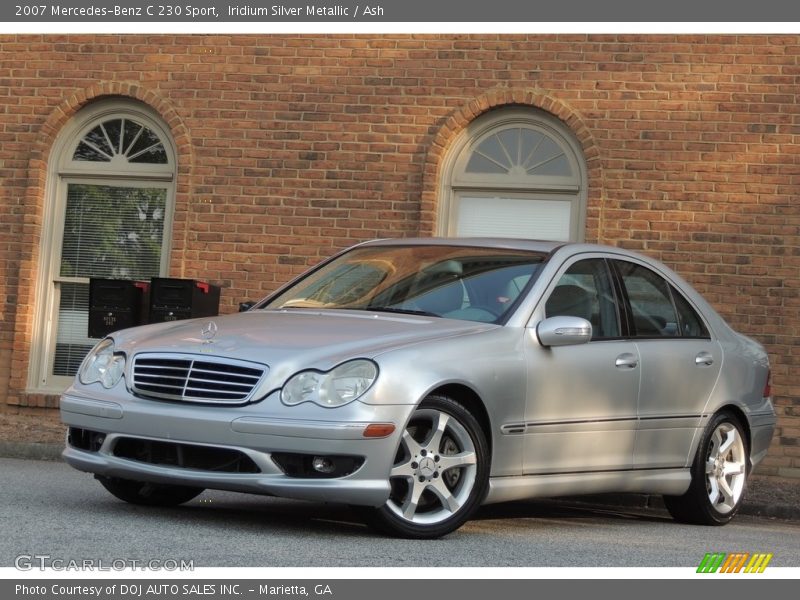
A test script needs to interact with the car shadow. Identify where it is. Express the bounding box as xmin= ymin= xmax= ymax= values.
xmin=473 ymin=498 xmax=673 ymax=525
xmin=105 ymin=493 xmax=376 ymax=538
xmin=90 ymin=489 xmax=673 ymax=539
